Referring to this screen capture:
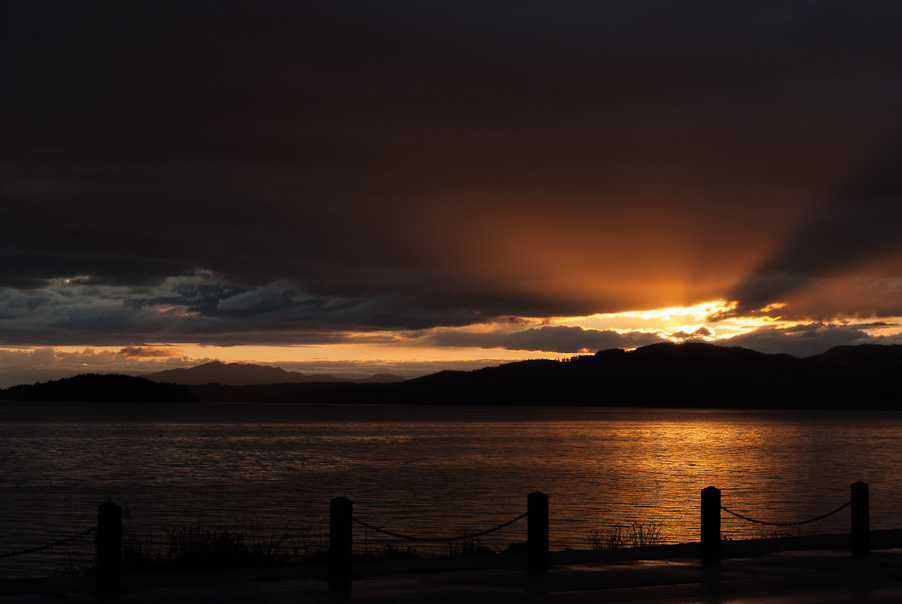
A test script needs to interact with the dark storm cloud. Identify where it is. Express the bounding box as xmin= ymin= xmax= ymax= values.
xmin=725 ymin=323 xmax=880 ymax=358
xmin=0 ymin=274 xmax=503 ymax=346
xmin=672 ymin=326 xmax=713 ymax=341
xmin=3 ymin=1 xmax=902 ymax=345
xmin=729 ymin=138 xmax=902 ymax=313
